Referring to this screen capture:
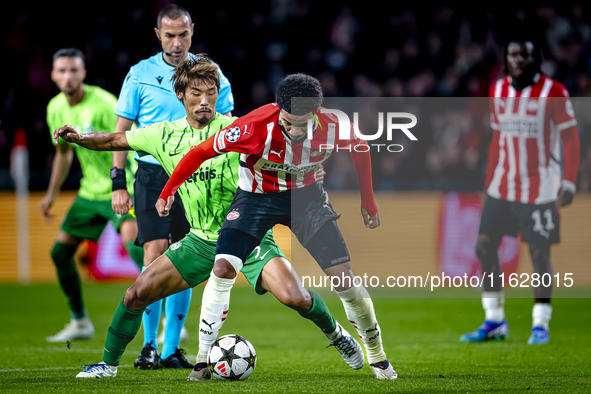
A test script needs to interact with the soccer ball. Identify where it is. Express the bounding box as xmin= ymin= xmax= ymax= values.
xmin=207 ymin=334 xmax=257 ymax=381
